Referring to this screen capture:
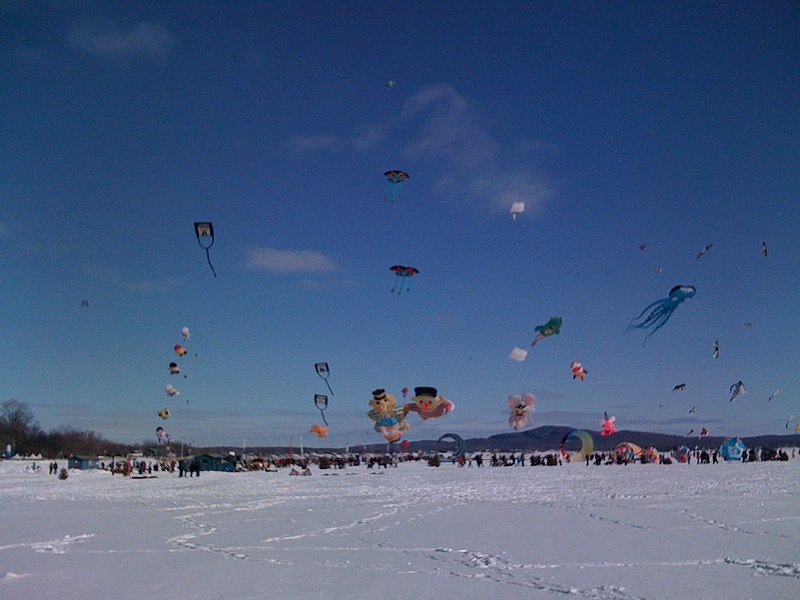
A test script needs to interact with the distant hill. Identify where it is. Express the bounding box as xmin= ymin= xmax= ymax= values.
xmin=215 ymin=426 xmax=800 ymax=455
